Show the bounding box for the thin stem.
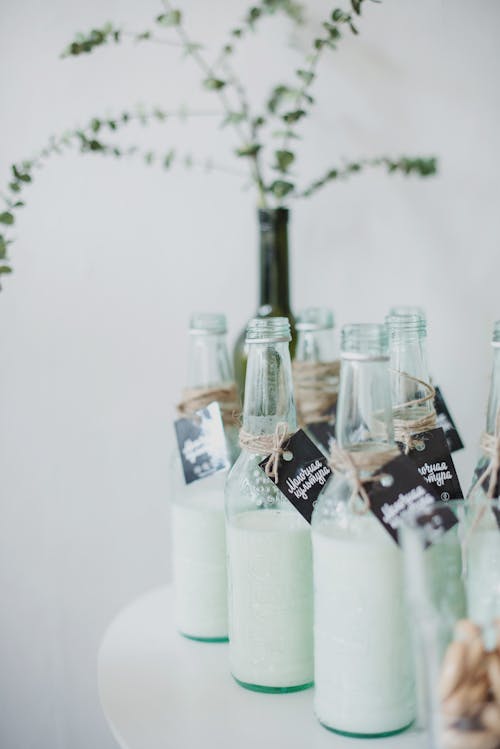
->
[121,30,185,47]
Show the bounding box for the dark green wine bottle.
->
[233,208,296,397]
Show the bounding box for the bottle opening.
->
[341,323,389,359]
[388,305,426,321]
[246,317,291,343]
[386,312,427,339]
[296,307,334,332]
[189,313,227,335]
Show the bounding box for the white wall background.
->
[1,1,499,747]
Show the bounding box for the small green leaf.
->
[0,236,6,259]
[0,265,12,274]
[275,150,295,172]
[91,118,101,133]
[351,0,362,15]
[222,111,246,127]
[235,143,262,157]
[269,180,295,199]
[0,212,14,226]
[203,78,226,91]
[156,10,182,26]
[296,69,314,85]
[164,150,175,168]
[231,28,243,37]
[314,38,325,50]
[282,109,306,124]
[9,182,21,193]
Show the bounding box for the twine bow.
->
[391,370,437,454]
[292,360,340,426]
[177,384,240,426]
[239,421,292,483]
[329,443,400,513]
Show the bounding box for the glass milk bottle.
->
[293,307,339,450]
[171,313,238,641]
[226,317,314,692]
[312,323,415,737]
[466,322,500,629]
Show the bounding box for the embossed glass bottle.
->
[226,317,313,693]
[311,323,415,737]
[171,313,238,642]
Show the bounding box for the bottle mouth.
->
[296,306,334,332]
[385,312,427,339]
[388,305,426,322]
[492,320,500,347]
[246,317,291,343]
[341,323,389,360]
[189,313,227,335]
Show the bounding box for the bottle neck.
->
[258,208,291,314]
[389,334,433,418]
[336,357,395,450]
[295,328,336,362]
[486,346,500,434]
[242,341,296,434]
[187,333,233,388]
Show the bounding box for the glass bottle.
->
[468,320,500,500]
[226,317,313,693]
[293,307,339,451]
[386,311,434,432]
[311,323,415,737]
[466,322,500,629]
[171,313,239,641]
[233,209,296,397]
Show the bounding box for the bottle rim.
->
[245,316,291,344]
[189,313,227,335]
[385,312,427,338]
[341,323,389,360]
[388,305,426,321]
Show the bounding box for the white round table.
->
[98,586,428,749]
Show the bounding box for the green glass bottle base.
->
[179,631,228,643]
[233,676,314,694]
[319,720,413,739]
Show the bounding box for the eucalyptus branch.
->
[0,105,225,282]
[297,156,438,198]
[61,23,185,57]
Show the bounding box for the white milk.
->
[313,514,415,736]
[466,510,500,630]
[172,475,228,640]
[227,509,313,689]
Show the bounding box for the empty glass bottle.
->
[226,317,313,693]
[171,313,239,641]
[312,323,415,737]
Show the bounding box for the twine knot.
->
[328,443,400,513]
[391,370,437,454]
[239,421,292,483]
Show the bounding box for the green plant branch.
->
[297,156,438,198]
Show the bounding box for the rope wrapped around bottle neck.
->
[328,443,400,514]
[391,370,437,454]
[177,384,240,426]
[238,421,293,484]
[292,360,340,426]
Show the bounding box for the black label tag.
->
[402,428,463,502]
[306,403,337,455]
[258,429,332,523]
[471,459,500,501]
[368,454,458,546]
[174,401,229,485]
[434,386,464,453]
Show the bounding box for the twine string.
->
[292,360,340,426]
[177,384,240,426]
[390,370,437,454]
[329,443,400,513]
[238,421,292,483]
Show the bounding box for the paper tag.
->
[367,454,458,546]
[306,404,337,455]
[434,386,464,453]
[401,427,463,501]
[258,429,332,523]
[174,401,229,485]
